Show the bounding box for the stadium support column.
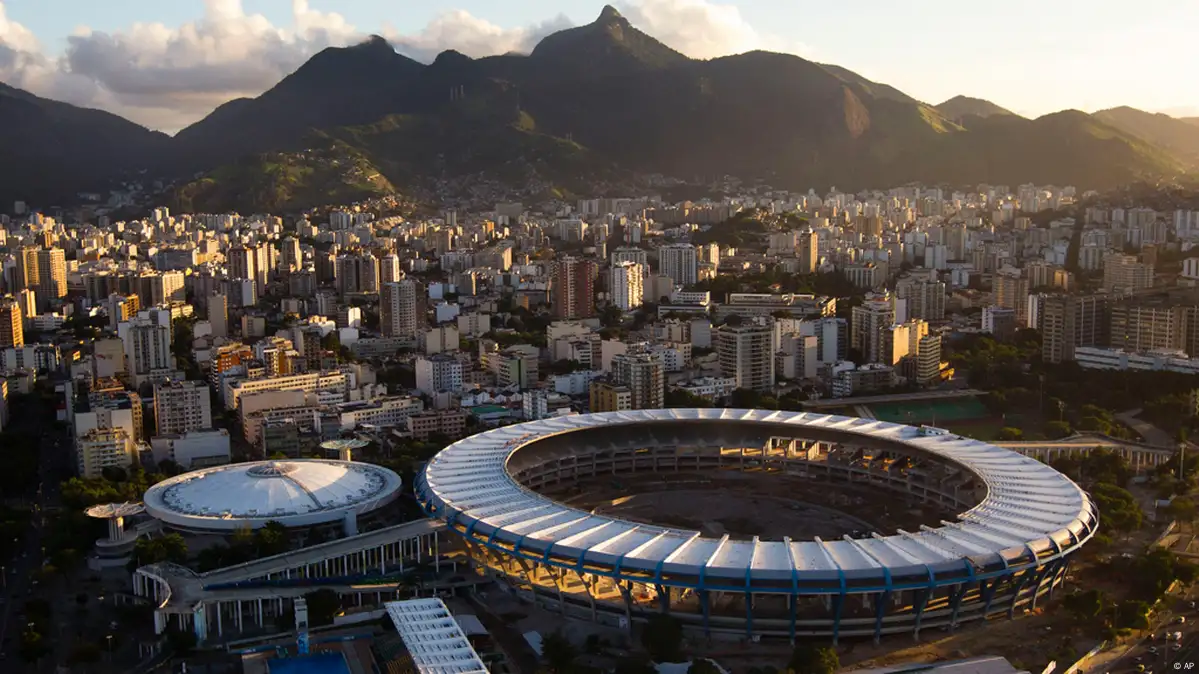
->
[700,590,712,637]
[617,581,634,636]
[216,603,223,637]
[981,577,1001,616]
[193,603,207,643]
[1007,567,1037,618]
[788,593,798,644]
[1030,560,1061,611]
[912,588,931,640]
[873,588,892,644]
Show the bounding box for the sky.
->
[1,0,1197,134]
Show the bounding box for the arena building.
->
[415,409,1097,642]
[144,459,403,536]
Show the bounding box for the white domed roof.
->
[143,459,403,531]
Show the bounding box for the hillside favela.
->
[3,1,1199,673]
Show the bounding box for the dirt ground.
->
[558,470,954,540]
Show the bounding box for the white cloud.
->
[616,0,812,60]
[385,11,572,63]
[0,0,809,133]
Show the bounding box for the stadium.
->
[415,409,1098,642]
[144,459,403,537]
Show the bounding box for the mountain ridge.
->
[0,7,1195,211]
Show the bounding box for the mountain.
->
[4,7,1196,211]
[0,82,170,205]
[172,36,425,171]
[1092,107,1199,166]
[527,5,687,79]
[169,135,395,214]
[1186,118,1199,128]
[935,95,1018,122]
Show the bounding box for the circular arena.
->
[415,409,1098,642]
[144,459,403,536]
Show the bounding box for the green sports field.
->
[866,397,991,425]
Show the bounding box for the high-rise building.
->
[611,350,664,410]
[993,269,1030,326]
[280,237,302,271]
[16,246,39,290]
[334,252,381,295]
[716,320,775,391]
[381,253,403,284]
[35,247,66,310]
[851,297,895,364]
[610,261,645,311]
[552,257,597,320]
[415,354,464,395]
[1103,254,1154,293]
[611,248,650,278]
[796,231,819,275]
[381,280,426,338]
[121,318,173,376]
[896,277,946,321]
[1041,294,1119,364]
[77,427,135,479]
[208,292,228,339]
[916,334,943,385]
[0,300,23,348]
[227,244,256,286]
[1109,301,1185,353]
[658,243,699,287]
[153,380,213,436]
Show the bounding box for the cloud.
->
[385,11,573,63]
[616,0,812,60]
[0,0,808,133]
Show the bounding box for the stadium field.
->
[867,397,991,424]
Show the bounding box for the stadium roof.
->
[419,409,1097,582]
[384,599,488,674]
[144,459,403,531]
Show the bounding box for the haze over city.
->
[1,0,1197,131]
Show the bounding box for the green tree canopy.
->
[788,644,839,674]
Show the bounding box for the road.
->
[0,406,70,667]
[800,388,986,409]
[1118,409,1177,448]
[1101,592,1199,674]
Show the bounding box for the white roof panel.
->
[419,410,1095,584]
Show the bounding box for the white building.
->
[610,261,645,311]
[1074,347,1199,375]
[223,371,349,411]
[658,243,699,286]
[153,380,213,436]
[336,396,424,431]
[149,429,231,469]
[415,355,464,395]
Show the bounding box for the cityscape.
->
[2,2,1199,674]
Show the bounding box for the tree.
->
[641,614,684,662]
[1062,589,1107,622]
[1166,496,1199,524]
[1044,420,1073,439]
[788,644,839,674]
[19,629,49,664]
[665,389,713,409]
[540,630,578,674]
[996,427,1023,441]
[1090,483,1143,534]
[255,521,291,557]
[600,305,624,328]
[303,589,341,626]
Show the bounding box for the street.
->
[0,411,70,667]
